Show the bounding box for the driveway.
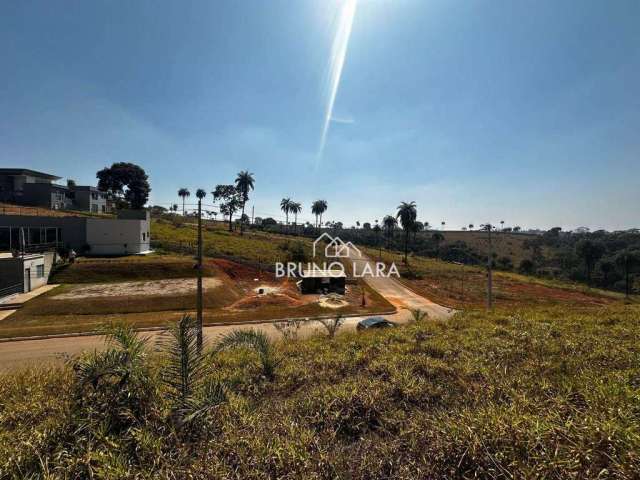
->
[0,254,454,370]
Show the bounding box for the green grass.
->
[49,254,216,284]
[1,304,639,478]
[151,218,319,265]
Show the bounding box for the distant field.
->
[151,219,320,266]
[435,230,537,265]
[367,248,632,309]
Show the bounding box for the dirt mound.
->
[210,258,272,282]
[53,278,222,300]
[230,293,304,310]
[318,293,349,309]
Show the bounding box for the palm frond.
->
[215,329,280,379]
[159,314,209,406]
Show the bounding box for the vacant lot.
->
[368,249,631,309]
[0,256,391,339]
[2,304,639,478]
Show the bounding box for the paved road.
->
[0,255,454,370]
[350,253,453,318]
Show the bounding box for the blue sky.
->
[1,0,638,230]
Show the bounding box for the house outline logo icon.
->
[312,232,361,259]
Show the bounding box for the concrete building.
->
[0,211,151,256]
[68,185,109,213]
[0,168,71,210]
[0,168,111,212]
[0,253,48,297]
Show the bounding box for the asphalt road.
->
[0,254,454,370]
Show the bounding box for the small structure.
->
[298,269,346,295]
[0,210,151,256]
[0,252,47,298]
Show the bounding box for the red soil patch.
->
[209,258,273,282]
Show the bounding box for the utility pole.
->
[196,196,203,352]
[486,224,493,310]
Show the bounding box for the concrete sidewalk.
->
[0,284,60,321]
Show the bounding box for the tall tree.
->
[289,201,302,234]
[178,188,190,216]
[383,215,397,249]
[432,232,445,258]
[97,162,151,210]
[615,249,640,297]
[311,201,322,230]
[213,185,242,232]
[280,198,291,232]
[373,221,382,259]
[316,200,328,229]
[234,171,255,235]
[397,202,417,263]
[575,239,605,286]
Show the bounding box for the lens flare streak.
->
[317,0,358,161]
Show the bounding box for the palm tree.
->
[280,198,291,232]
[397,201,417,264]
[500,220,505,231]
[468,223,474,230]
[383,215,397,249]
[311,199,328,231]
[289,201,302,235]
[373,220,382,259]
[441,221,445,231]
[216,329,280,380]
[178,188,190,216]
[235,171,255,235]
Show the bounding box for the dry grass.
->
[49,254,216,284]
[368,249,632,309]
[1,304,639,478]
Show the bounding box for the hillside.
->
[1,305,639,478]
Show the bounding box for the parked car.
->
[357,317,396,331]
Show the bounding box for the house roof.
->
[0,168,61,180]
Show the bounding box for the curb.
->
[0,308,398,344]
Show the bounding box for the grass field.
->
[434,229,538,265]
[49,254,216,284]
[2,304,639,478]
[367,248,634,309]
[151,218,320,265]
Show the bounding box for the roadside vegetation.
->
[2,305,639,478]
[369,249,636,310]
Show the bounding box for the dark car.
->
[357,317,396,331]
